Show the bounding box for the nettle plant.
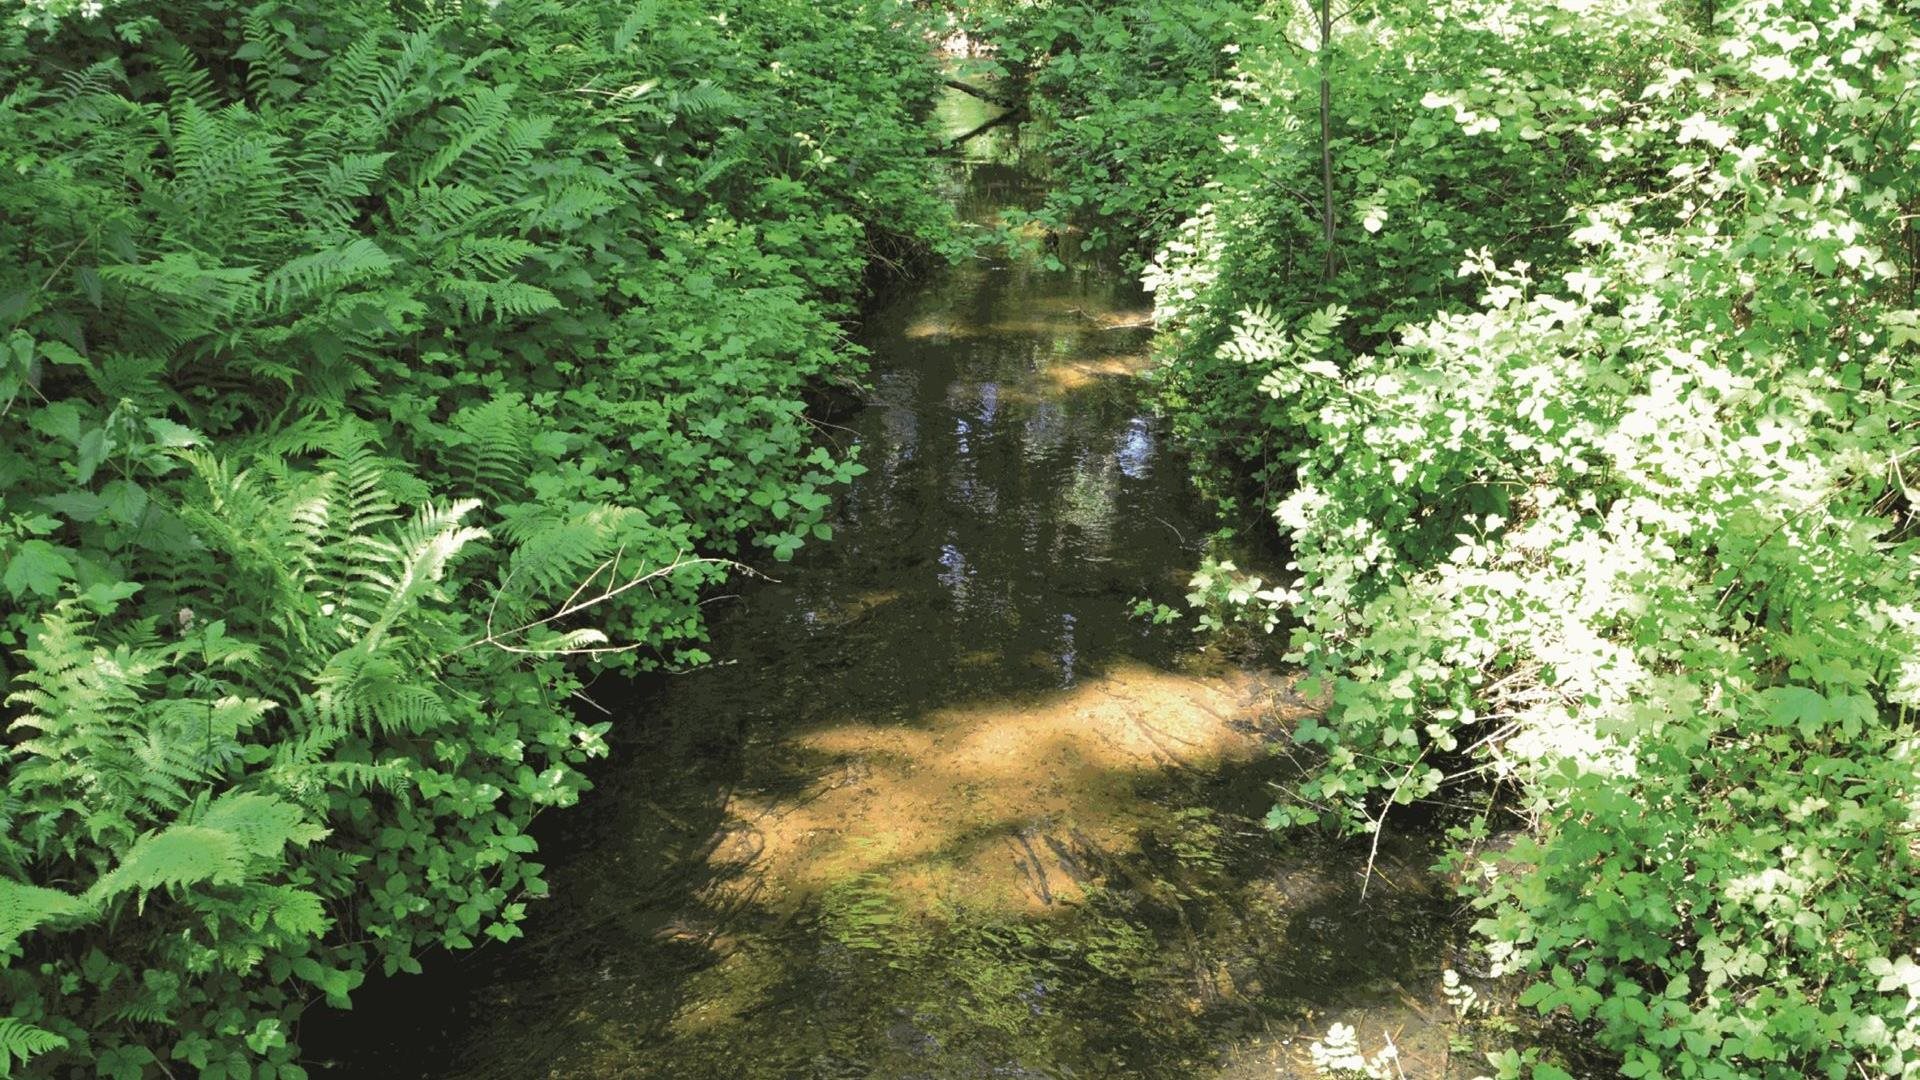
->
[1146,0,1920,1074]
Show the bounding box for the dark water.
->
[309,91,1465,1080]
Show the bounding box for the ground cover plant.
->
[984,0,1920,1074]
[0,0,953,1074]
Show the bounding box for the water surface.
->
[313,92,1466,1080]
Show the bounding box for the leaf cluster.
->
[0,0,953,1074]
[1018,0,1920,1072]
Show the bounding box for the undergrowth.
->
[987,0,1920,1074]
[0,0,954,1074]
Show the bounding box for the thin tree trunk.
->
[944,79,1017,109]
[1319,0,1335,280]
[944,106,1026,150]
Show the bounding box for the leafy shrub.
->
[977,0,1253,265]
[0,0,951,1074]
[1014,0,1920,1073]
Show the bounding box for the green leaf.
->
[4,539,75,598]
[143,417,201,448]
[1763,687,1830,737]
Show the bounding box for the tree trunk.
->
[1319,0,1336,280]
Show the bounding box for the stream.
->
[310,88,1466,1080]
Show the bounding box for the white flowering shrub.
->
[1138,0,1920,1074]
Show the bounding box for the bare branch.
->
[453,553,775,660]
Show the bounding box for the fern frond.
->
[529,182,621,229]
[267,756,405,794]
[495,504,646,612]
[413,84,514,188]
[239,9,297,105]
[153,40,218,110]
[476,115,553,191]
[87,792,324,905]
[57,58,126,103]
[394,181,500,238]
[269,716,345,773]
[326,439,406,541]
[352,499,488,651]
[667,80,736,122]
[612,1,661,53]
[99,253,258,321]
[302,152,394,236]
[309,652,453,737]
[257,238,397,312]
[130,723,207,815]
[103,1000,173,1025]
[0,879,93,950]
[436,277,560,323]
[197,792,327,859]
[446,394,535,503]
[314,25,397,128]
[258,884,332,938]
[442,235,541,278]
[0,1018,70,1074]
[367,28,438,131]
[89,825,248,902]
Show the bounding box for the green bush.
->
[0,0,950,1074]
[1010,0,1920,1073]
[977,0,1253,265]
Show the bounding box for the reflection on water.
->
[309,92,1471,1080]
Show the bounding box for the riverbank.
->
[303,90,1508,1080]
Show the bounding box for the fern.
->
[495,504,647,614]
[612,1,663,53]
[412,84,515,189]
[351,499,487,651]
[257,884,332,937]
[0,879,92,950]
[436,276,561,323]
[88,792,322,905]
[55,58,125,103]
[0,0,955,1069]
[238,9,298,106]
[0,1018,68,1075]
[98,253,257,324]
[528,182,622,229]
[257,238,397,313]
[446,394,535,504]
[444,235,541,279]
[394,181,499,238]
[153,40,218,111]
[307,652,454,737]
[88,825,250,902]
[302,152,394,238]
[6,616,172,846]
[196,792,327,859]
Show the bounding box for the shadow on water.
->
[306,88,1477,1079]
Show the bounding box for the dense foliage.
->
[988,0,1920,1074]
[974,0,1253,267]
[0,0,950,1074]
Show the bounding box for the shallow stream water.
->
[311,89,1468,1080]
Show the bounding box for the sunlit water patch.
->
[309,88,1477,1080]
